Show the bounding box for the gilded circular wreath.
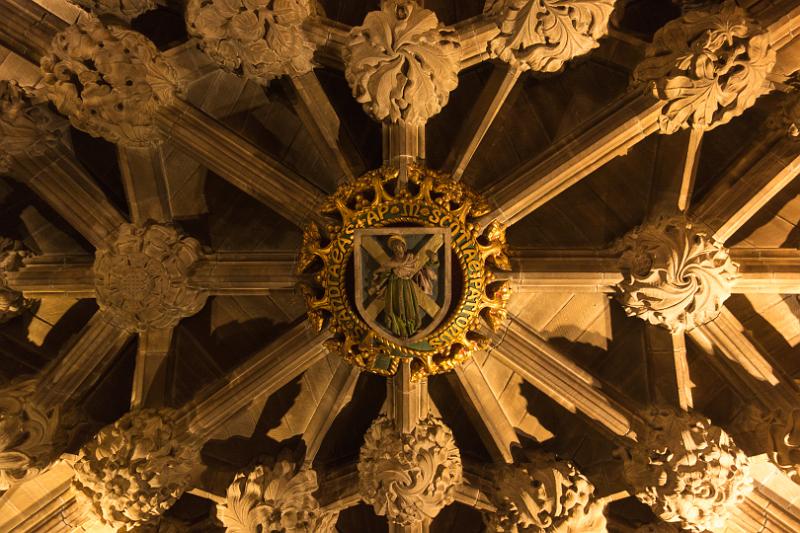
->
[297,164,511,379]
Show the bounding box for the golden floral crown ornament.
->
[297,163,511,380]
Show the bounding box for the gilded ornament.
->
[484,0,615,73]
[485,453,608,532]
[94,223,206,332]
[186,0,316,85]
[0,379,62,490]
[68,0,157,21]
[634,0,776,134]
[358,413,462,525]
[217,458,337,532]
[615,216,738,333]
[73,408,197,530]
[297,164,511,379]
[620,405,752,532]
[344,0,461,124]
[40,15,182,146]
[0,80,68,174]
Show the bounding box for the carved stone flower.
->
[0,237,34,324]
[93,223,206,332]
[615,216,738,333]
[358,413,462,525]
[0,80,68,174]
[633,0,776,134]
[345,0,461,125]
[484,0,615,73]
[73,408,197,530]
[68,0,157,21]
[485,453,607,532]
[40,15,181,146]
[186,0,316,85]
[621,406,752,532]
[217,458,338,532]
[0,379,61,490]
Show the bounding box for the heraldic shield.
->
[354,227,452,345]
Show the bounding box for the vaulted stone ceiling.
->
[1,0,800,532]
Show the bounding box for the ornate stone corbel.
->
[344,0,461,125]
[614,216,739,333]
[72,408,198,530]
[93,223,206,332]
[186,0,316,85]
[40,15,182,146]
[484,0,615,73]
[68,0,158,22]
[0,237,35,324]
[216,457,338,532]
[633,0,776,134]
[484,453,608,532]
[0,80,68,174]
[0,379,63,491]
[620,405,752,532]
[358,413,462,525]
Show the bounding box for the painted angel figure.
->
[369,234,438,338]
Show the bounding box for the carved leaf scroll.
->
[484,0,615,73]
[633,0,776,134]
[345,0,461,125]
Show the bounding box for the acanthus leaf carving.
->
[0,81,68,175]
[186,0,316,85]
[615,216,738,333]
[621,405,752,532]
[72,408,198,530]
[40,15,182,146]
[485,453,608,533]
[217,456,337,532]
[633,0,776,134]
[0,237,35,324]
[484,0,615,73]
[93,223,206,332]
[68,0,158,22]
[344,0,461,125]
[0,378,62,491]
[358,413,462,525]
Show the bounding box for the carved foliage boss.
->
[73,408,197,530]
[68,0,157,21]
[40,15,181,146]
[359,413,462,525]
[186,0,316,84]
[484,0,615,73]
[217,458,337,532]
[634,0,776,134]
[94,223,206,332]
[0,237,34,324]
[615,217,738,332]
[621,406,752,532]
[345,0,461,124]
[486,454,607,532]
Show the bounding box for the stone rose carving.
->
[615,216,738,333]
[633,0,776,134]
[485,453,607,532]
[621,406,752,532]
[73,408,197,530]
[0,379,62,490]
[40,15,181,146]
[186,0,316,85]
[484,0,615,73]
[0,237,34,324]
[217,458,338,532]
[0,81,68,174]
[345,0,461,125]
[94,223,206,332]
[68,0,157,21]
